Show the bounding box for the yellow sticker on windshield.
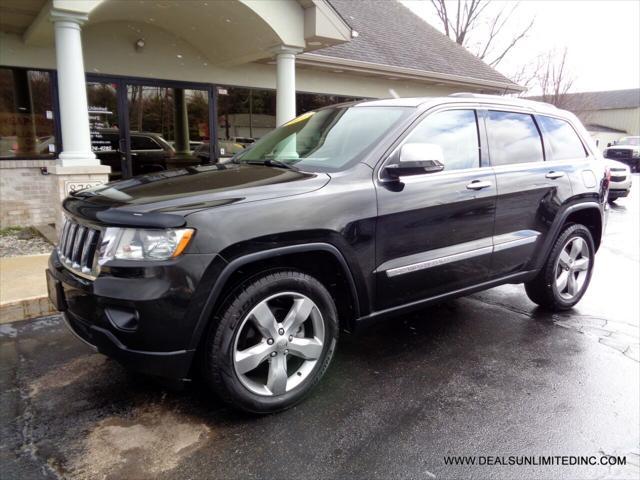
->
[284,111,315,126]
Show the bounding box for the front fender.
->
[186,242,363,351]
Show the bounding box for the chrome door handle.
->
[545,171,565,179]
[466,180,492,190]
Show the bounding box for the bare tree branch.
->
[488,17,534,67]
[534,48,575,107]
[428,0,534,67]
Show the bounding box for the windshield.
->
[234,106,411,172]
[616,136,639,146]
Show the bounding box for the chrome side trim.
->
[376,236,493,274]
[493,230,540,252]
[380,229,541,277]
[385,245,493,278]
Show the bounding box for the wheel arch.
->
[187,243,362,351]
[532,201,603,271]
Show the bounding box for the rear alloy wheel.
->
[553,236,591,301]
[204,271,338,413]
[525,224,595,311]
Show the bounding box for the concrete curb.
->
[0,296,57,324]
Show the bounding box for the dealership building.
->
[0,0,521,229]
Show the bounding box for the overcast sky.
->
[402,0,640,94]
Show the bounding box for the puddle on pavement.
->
[28,355,107,397]
[68,405,210,479]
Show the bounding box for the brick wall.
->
[0,159,57,227]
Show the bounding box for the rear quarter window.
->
[537,115,587,160]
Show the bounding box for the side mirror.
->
[384,143,445,179]
[607,142,612,147]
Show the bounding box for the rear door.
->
[485,109,573,278]
[374,108,497,311]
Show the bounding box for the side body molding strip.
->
[379,229,540,278]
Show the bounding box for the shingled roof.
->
[319,0,519,90]
[529,89,640,111]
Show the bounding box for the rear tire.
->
[203,270,338,414]
[525,224,595,311]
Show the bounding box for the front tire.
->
[203,271,338,414]
[525,224,595,311]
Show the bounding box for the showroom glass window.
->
[217,87,364,158]
[536,115,587,160]
[217,87,276,158]
[486,111,544,165]
[403,109,480,171]
[0,67,57,159]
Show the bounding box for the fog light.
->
[105,306,139,332]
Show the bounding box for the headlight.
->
[100,228,194,261]
[632,149,639,158]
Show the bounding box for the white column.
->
[273,46,302,126]
[51,9,97,166]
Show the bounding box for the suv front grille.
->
[58,217,102,279]
[606,149,632,159]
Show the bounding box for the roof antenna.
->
[388,88,400,99]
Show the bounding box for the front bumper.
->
[47,249,222,379]
[609,188,630,199]
[63,311,194,378]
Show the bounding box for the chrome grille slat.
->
[64,223,77,258]
[60,219,72,258]
[57,217,102,280]
[71,226,86,267]
[80,229,98,272]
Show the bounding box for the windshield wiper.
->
[244,159,298,170]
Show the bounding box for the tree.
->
[428,0,534,67]
[534,48,575,108]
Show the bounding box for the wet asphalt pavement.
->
[1,180,639,480]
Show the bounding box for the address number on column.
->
[64,180,105,195]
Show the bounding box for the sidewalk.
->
[0,254,55,323]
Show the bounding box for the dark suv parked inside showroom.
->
[92,129,201,177]
[48,94,608,413]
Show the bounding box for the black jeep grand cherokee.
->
[48,94,609,413]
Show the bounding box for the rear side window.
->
[537,115,587,160]
[404,109,480,171]
[486,111,544,166]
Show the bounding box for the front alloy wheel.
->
[233,292,325,396]
[204,271,338,413]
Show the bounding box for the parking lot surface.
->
[1,180,638,480]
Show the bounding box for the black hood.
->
[64,163,330,224]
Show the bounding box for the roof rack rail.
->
[448,92,558,109]
[448,92,488,98]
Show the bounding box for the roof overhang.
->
[297,52,525,93]
[10,0,352,66]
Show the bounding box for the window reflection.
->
[0,68,56,159]
[126,85,209,174]
[487,111,544,166]
[537,115,586,160]
[405,110,480,171]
